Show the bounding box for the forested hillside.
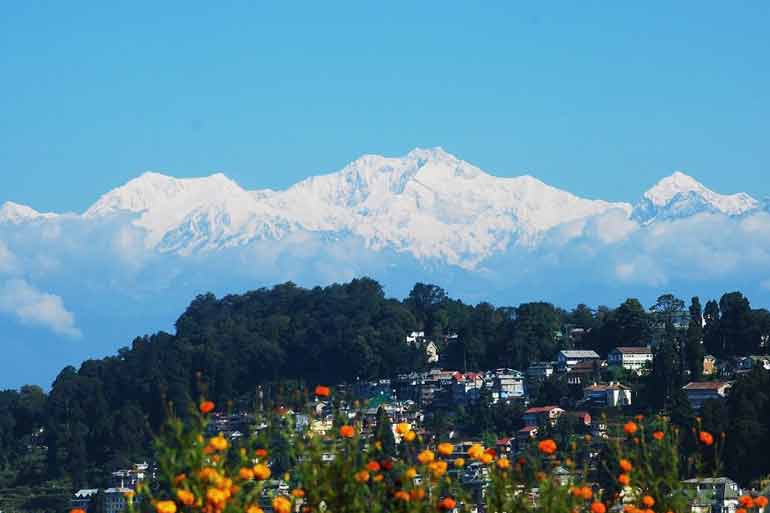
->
[1,278,770,505]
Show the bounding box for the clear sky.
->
[1,2,769,213]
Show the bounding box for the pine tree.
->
[374,405,396,457]
[686,297,705,381]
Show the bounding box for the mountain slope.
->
[633,171,760,223]
[1,150,763,269]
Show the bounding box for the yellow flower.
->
[403,431,416,442]
[429,460,448,478]
[468,444,484,460]
[417,449,435,464]
[247,506,265,513]
[480,452,494,464]
[273,496,292,513]
[209,435,229,451]
[454,458,465,468]
[176,490,195,506]
[396,422,411,435]
[239,467,255,480]
[155,501,177,513]
[206,488,227,506]
[253,464,271,481]
[405,467,418,479]
[437,442,454,456]
[496,457,511,470]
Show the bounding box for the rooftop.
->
[560,350,600,358]
[683,381,732,390]
[613,346,652,354]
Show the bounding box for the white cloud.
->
[0,241,17,273]
[0,278,81,338]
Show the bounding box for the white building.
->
[583,382,632,407]
[608,347,653,373]
[104,488,132,513]
[70,489,98,511]
[557,350,600,370]
[682,477,742,513]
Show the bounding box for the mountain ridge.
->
[1,148,764,267]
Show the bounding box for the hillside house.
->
[583,382,632,408]
[682,382,732,411]
[489,368,525,401]
[683,477,742,513]
[608,347,653,374]
[523,405,564,427]
[557,350,600,371]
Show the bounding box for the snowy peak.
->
[0,201,58,223]
[633,171,760,222]
[84,172,244,218]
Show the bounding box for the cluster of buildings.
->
[71,463,152,513]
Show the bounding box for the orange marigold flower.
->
[394,490,411,502]
[468,444,485,460]
[292,489,305,498]
[207,488,227,506]
[71,509,87,513]
[429,460,448,478]
[177,490,195,506]
[373,474,384,482]
[454,458,465,468]
[538,439,557,455]
[618,474,631,486]
[405,467,418,479]
[754,497,769,508]
[355,470,370,482]
[496,457,511,470]
[580,487,593,500]
[273,497,292,513]
[396,422,411,435]
[699,431,714,446]
[255,448,268,458]
[199,400,215,414]
[314,385,331,397]
[253,464,271,481]
[439,497,457,511]
[619,459,633,472]
[736,509,747,513]
[642,496,655,507]
[155,501,177,513]
[480,453,494,464]
[209,435,229,451]
[437,442,454,456]
[173,473,187,485]
[339,425,355,438]
[403,430,416,442]
[410,487,426,501]
[239,467,255,480]
[367,460,381,472]
[739,496,754,508]
[247,506,265,513]
[591,502,607,513]
[635,414,645,422]
[624,421,638,435]
[653,431,665,441]
[418,449,435,464]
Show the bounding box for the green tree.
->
[685,297,705,381]
[374,406,396,457]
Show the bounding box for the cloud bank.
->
[0,278,81,338]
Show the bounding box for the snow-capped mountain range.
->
[1,148,766,269]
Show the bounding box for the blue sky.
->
[2,2,769,213]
